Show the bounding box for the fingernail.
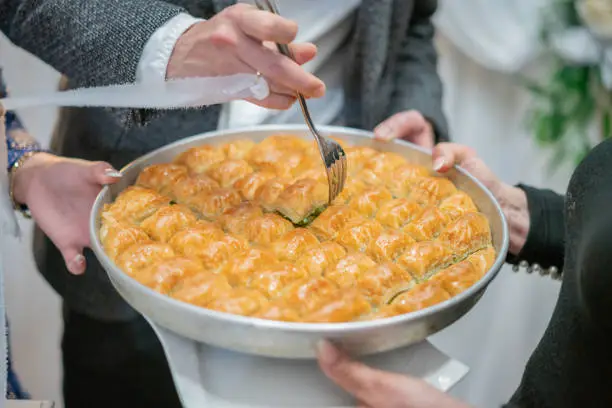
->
[317,340,339,365]
[375,126,392,141]
[104,168,122,178]
[69,254,86,275]
[433,157,446,172]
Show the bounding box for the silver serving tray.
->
[89,125,509,359]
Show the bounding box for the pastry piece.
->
[335,219,384,252]
[280,277,340,314]
[221,139,257,160]
[302,288,372,323]
[349,187,393,218]
[357,168,387,186]
[296,242,347,276]
[100,223,151,261]
[234,171,276,201]
[184,188,242,220]
[206,159,254,189]
[389,280,451,313]
[324,253,377,288]
[254,177,294,211]
[115,243,176,276]
[177,234,248,271]
[357,262,414,306]
[297,167,327,184]
[386,164,431,197]
[438,191,479,221]
[308,205,362,240]
[103,186,170,225]
[253,299,301,322]
[375,198,423,229]
[437,212,492,257]
[271,229,320,261]
[207,288,269,316]
[403,206,450,242]
[430,260,481,296]
[408,177,457,205]
[175,145,225,173]
[274,178,329,225]
[333,178,368,205]
[366,229,415,262]
[466,246,496,273]
[363,152,407,175]
[244,213,294,245]
[221,248,278,286]
[248,262,308,298]
[133,257,203,293]
[172,272,234,307]
[217,203,263,236]
[345,146,378,174]
[136,163,189,194]
[168,221,226,262]
[395,241,454,280]
[140,204,197,242]
[170,173,220,204]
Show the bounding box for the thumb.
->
[90,162,122,186]
[60,247,87,275]
[431,143,477,174]
[374,110,428,144]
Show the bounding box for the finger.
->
[432,143,477,173]
[61,247,86,275]
[89,162,122,185]
[374,110,427,142]
[245,92,297,110]
[238,8,298,44]
[238,36,325,98]
[263,42,318,66]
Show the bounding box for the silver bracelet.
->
[511,260,562,280]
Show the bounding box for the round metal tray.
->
[89,125,509,359]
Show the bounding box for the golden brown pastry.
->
[221,248,279,286]
[271,229,320,261]
[253,299,301,322]
[408,177,458,205]
[133,257,203,293]
[395,241,454,280]
[140,204,198,242]
[244,213,294,245]
[100,223,152,261]
[217,203,263,236]
[295,242,347,276]
[430,260,481,296]
[357,262,414,306]
[363,152,407,175]
[335,219,384,252]
[175,145,226,173]
[172,272,234,307]
[207,288,270,316]
[248,262,309,298]
[438,191,479,221]
[168,221,226,261]
[136,163,189,194]
[385,164,431,197]
[182,234,249,271]
[273,178,329,224]
[254,177,294,211]
[221,139,257,160]
[115,243,176,276]
[332,178,368,205]
[389,280,451,313]
[302,288,372,323]
[466,246,496,273]
[308,205,362,240]
[184,188,242,220]
[169,173,220,203]
[102,186,170,225]
[234,171,277,201]
[437,212,492,256]
[349,187,393,218]
[366,229,415,262]
[324,253,377,287]
[403,206,450,242]
[280,277,340,314]
[206,159,254,189]
[375,198,423,229]
[345,146,378,174]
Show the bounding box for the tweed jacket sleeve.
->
[390,0,449,142]
[0,0,185,87]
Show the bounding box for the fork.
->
[254,0,347,204]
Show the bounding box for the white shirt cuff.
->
[136,13,204,84]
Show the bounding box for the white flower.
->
[577,0,612,40]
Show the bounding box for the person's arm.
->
[389,0,449,142]
[0,0,185,87]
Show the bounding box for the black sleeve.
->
[506,184,565,270]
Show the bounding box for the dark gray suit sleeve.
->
[0,0,185,87]
[389,0,449,142]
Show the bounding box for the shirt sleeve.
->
[136,13,204,83]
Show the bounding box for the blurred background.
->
[2,0,600,406]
